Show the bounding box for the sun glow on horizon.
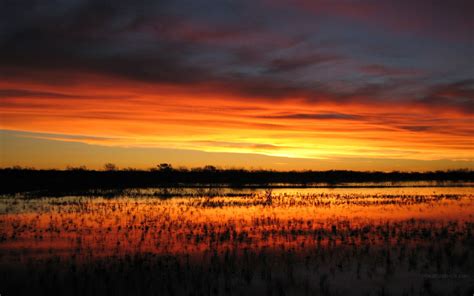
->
[1,74,473,169]
[1,0,473,170]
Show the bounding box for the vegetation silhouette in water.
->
[1,186,473,295]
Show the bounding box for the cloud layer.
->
[0,0,473,168]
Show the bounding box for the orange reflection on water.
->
[1,187,472,262]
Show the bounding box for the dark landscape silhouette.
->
[1,164,472,194]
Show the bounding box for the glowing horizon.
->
[1,1,473,170]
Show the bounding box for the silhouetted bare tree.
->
[104,163,118,171]
[158,163,173,171]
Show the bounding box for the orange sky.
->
[1,0,473,171]
[1,73,473,170]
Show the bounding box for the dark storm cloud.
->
[0,0,338,90]
[0,0,213,84]
[398,126,434,132]
[282,0,474,41]
[264,54,343,73]
[358,64,422,77]
[418,80,474,114]
[0,0,472,115]
[0,88,132,101]
[261,113,362,120]
[0,89,77,99]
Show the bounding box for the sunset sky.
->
[1,0,473,170]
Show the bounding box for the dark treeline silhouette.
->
[1,164,473,194]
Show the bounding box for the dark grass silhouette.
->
[1,191,473,296]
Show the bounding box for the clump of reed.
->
[0,190,472,295]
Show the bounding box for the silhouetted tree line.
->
[0,164,472,194]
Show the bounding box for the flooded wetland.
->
[1,185,473,295]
